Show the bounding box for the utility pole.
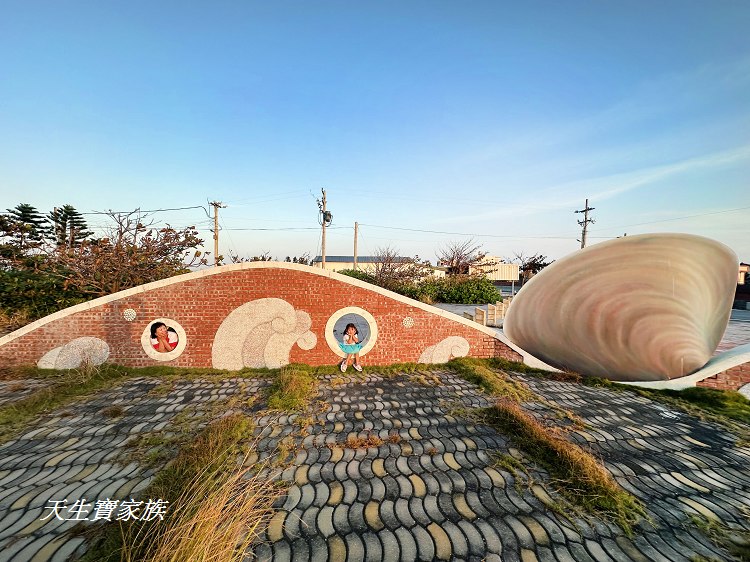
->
[316,189,332,268]
[209,201,226,267]
[574,198,595,249]
[353,221,358,270]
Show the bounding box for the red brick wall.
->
[697,363,750,391]
[0,265,516,369]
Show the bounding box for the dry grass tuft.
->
[83,413,279,562]
[485,399,645,534]
[120,455,277,562]
[100,405,125,418]
[329,432,384,449]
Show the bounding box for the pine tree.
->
[47,205,93,248]
[4,204,49,247]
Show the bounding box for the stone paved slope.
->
[249,372,748,561]
[0,370,748,561]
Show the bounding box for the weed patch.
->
[266,367,317,412]
[483,399,646,535]
[329,432,385,449]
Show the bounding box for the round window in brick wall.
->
[325,307,378,358]
[141,318,187,361]
[402,316,415,329]
[123,308,137,322]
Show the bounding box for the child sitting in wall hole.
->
[339,323,363,372]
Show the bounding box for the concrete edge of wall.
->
[491,331,561,372]
[0,261,502,347]
[620,343,750,390]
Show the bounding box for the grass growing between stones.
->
[448,358,586,428]
[0,363,136,444]
[81,412,279,562]
[689,512,750,561]
[448,357,536,401]
[483,399,646,535]
[557,375,750,445]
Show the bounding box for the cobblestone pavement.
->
[249,371,750,561]
[716,310,750,354]
[0,370,748,561]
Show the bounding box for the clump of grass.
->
[329,432,384,449]
[690,513,750,561]
[100,405,125,418]
[448,358,536,401]
[484,399,646,535]
[266,367,318,412]
[82,413,277,562]
[493,452,528,477]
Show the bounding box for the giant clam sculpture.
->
[503,233,738,382]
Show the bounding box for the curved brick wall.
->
[0,263,521,369]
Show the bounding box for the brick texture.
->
[0,267,518,369]
[697,363,750,391]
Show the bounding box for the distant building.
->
[468,255,520,282]
[313,254,519,281]
[311,255,412,273]
[739,263,749,285]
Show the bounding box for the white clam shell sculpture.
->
[503,233,738,382]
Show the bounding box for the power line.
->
[223,226,351,232]
[358,223,576,239]
[81,205,208,216]
[589,205,750,233]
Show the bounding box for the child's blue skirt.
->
[339,342,363,354]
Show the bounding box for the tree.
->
[45,209,208,296]
[436,239,488,275]
[512,251,552,283]
[370,246,431,290]
[4,204,48,249]
[47,205,93,248]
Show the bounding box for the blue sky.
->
[1,1,748,264]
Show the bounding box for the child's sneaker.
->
[340,361,347,372]
[353,363,363,372]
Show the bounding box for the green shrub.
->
[337,269,375,283]
[429,276,502,304]
[338,269,501,304]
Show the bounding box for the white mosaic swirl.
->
[38,337,110,369]
[212,298,317,370]
[418,336,470,364]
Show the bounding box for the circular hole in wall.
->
[141,318,187,361]
[325,307,378,358]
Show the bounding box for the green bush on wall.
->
[338,269,501,305]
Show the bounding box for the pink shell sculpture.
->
[503,233,738,382]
